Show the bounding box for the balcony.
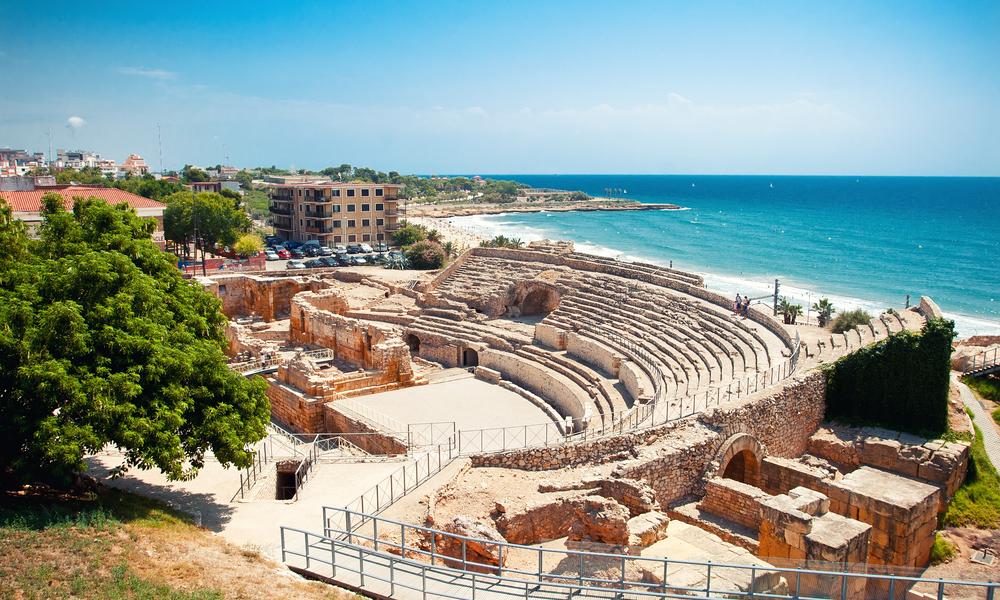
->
[269,205,292,215]
[303,212,332,219]
[304,226,333,234]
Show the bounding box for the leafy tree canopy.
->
[181,165,210,183]
[162,191,251,249]
[392,222,429,247]
[233,233,263,257]
[0,194,269,487]
[405,240,446,270]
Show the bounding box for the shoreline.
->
[407,213,1000,339]
[406,197,683,219]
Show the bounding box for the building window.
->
[347,219,356,227]
[361,204,370,211]
[362,233,371,241]
[347,189,355,197]
[362,219,370,227]
[376,233,384,240]
[333,189,340,197]
[218,284,227,295]
[376,218,384,226]
[361,188,370,197]
[299,219,303,226]
[375,203,384,211]
[334,235,343,243]
[347,204,355,212]
[348,234,357,242]
[333,220,342,228]
[375,188,384,196]
[332,205,341,213]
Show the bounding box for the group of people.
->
[733,293,751,318]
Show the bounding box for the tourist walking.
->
[742,297,751,318]
[734,293,742,315]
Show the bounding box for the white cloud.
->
[117,66,177,80]
[66,115,86,130]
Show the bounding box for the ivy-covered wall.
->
[824,318,955,435]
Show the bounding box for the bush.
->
[942,416,1000,528]
[405,240,445,270]
[831,309,872,333]
[962,374,1000,402]
[929,533,957,564]
[233,233,263,257]
[824,318,955,436]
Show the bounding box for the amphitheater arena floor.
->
[353,375,553,431]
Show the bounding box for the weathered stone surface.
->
[434,516,508,572]
[568,495,631,546]
[627,511,670,547]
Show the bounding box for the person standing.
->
[734,293,742,315]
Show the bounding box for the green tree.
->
[480,235,524,249]
[392,223,428,247]
[405,240,446,270]
[812,298,836,327]
[163,192,251,274]
[0,195,269,487]
[234,170,254,190]
[181,165,209,183]
[233,233,263,257]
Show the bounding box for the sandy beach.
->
[406,216,488,251]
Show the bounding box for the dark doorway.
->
[462,348,479,367]
[520,287,559,316]
[405,333,421,353]
[722,449,759,485]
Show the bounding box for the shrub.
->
[929,533,956,564]
[942,417,1000,528]
[405,240,445,270]
[962,375,1000,402]
[233,233,263,257]
[824,318,955,436]
[831,309,872,333]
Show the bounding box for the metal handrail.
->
[964,346,1000,375]
[289,508,1000,600]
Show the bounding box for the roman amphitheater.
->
[91,241,990,599]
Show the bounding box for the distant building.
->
[56,148,103,170]
[268,182,402,245]
[118,154,150,177]
[0,148,47,176]
[186,180,241,194]
[262,174,332,185]
[0,175,57,191]
[0,185,166,244]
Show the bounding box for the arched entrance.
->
[462,347,479,367]
[519,287,560,316]
[715,433,764,487]
[405,333,421,353]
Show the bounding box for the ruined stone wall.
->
[534,322,567,350]
[203,274,317,321]
[760,456,834,497]
[699,477,770,530]
[478,348,589,421]
[564,331,619,376]
[267,384,327,433]
[618,360,652,404]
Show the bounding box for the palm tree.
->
[778,297,793,324]
[427,229,442,243]
[812,298,836,327]
[786,303,804,325]
[442,241,457,259]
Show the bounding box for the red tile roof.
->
[0,186,164,213]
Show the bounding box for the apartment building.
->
[268,182,402,245]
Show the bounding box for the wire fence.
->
[287,507,1000,600]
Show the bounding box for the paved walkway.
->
[953,373,1000,468]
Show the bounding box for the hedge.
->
[824,318,955,436]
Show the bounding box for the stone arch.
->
[462,347,479,367]
[715,433,765,487]
[510,282,561,317]
[405,333,421,353]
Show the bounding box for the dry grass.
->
[0,487,355,600]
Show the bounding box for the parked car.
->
[303,245,322,257]
[276,248,291,259]
[346,244,363,254]
[264,250,280,261]
[359,243,374,253]
[373,242,388,252]
[335,254,352,266]
[304,259,324,268]
[265,235,283,246]
[348,256,367,266]
[283,240,303,250]
[286,260,307,270]
[319,256,339,267]
[290,248,305,259]
[318,246,333,256]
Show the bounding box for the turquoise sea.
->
[450,175,1000,337]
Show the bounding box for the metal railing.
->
[331,397,408,437]
[231,444,270,501]
[229,347,335,375]
[964,346,1000,375]
[286,507,1000,600]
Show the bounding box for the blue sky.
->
[1,1,998,175]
